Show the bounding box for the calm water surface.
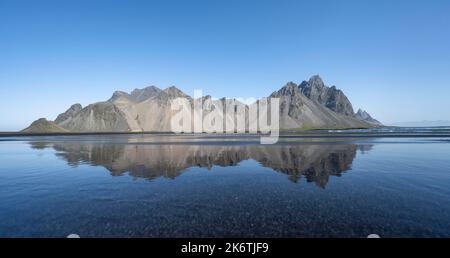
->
[1,134,450,237]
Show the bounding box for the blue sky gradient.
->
[1,0,449,130]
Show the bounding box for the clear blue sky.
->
[1,0,449,130]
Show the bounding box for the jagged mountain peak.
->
[299,75,326,92]
[298,75,354,116]
[109,91,129,101]
[54,103,83,124]
[164,85,182,92]
[285,81,298,87]
[130,86,162,102]
[132,85,160,91]
[163,86,189,99]
[70,103,82,109]
[307,75,325,88]
[109,86,163,103]
[112,90,128,95]
[271,82,300,97]
[131,85,161,95]
[356,109,372,118]
[355,109,381,125]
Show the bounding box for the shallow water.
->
[1,134,450,237]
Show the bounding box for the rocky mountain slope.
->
[299,75,354,116]
[23,75,381,133]
[270,81,369,129]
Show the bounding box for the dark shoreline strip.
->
[1,132,450,138]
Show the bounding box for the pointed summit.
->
[355,109,382,125]
[300,75,326,95]
[308,75,325,88]
[271,82,300,97]
[130,86,162,102]
[109,86,162,103]
[108,90,131,102]
[163,86,189,99]
[54,103,82,124]
[298,75,354,116]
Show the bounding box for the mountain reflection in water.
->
[29,139,373,188]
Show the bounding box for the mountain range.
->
[22,75,382,133]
